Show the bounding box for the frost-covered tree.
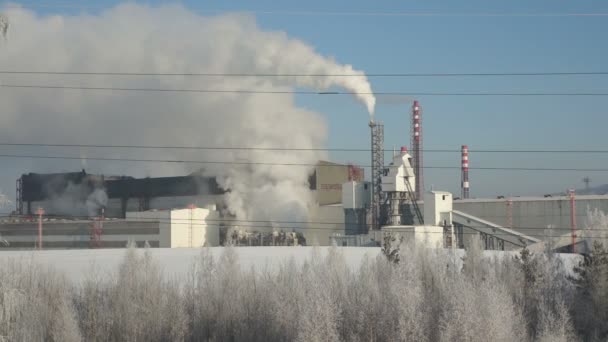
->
[514,247,544,337]
[581,208,608,243]
[536,299,576,342]
[569,240,608,340]
[0,238,597,341]
[462,234,486,282]
[566,208,608,340]
[381,232,402,264]
[0,260,81,341]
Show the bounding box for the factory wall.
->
[148,195,221,212]
[453,225,522,251]
[452,195,608,242]
[26,195,223,219]
[306,204,345,245]
[126,208,220,248]
[0,219,162,249]
[0,208,221,249]
[382,225,445,248]
[313,161,364,205]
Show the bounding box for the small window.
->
[442,195,446,200]
[364,184,368,190]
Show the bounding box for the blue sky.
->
[6,0,608,197]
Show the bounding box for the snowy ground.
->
[0,247,382,283]
[0,247,581,284]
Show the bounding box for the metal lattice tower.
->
[411,101,423,200]
[583,177,591,192]
[369,120,384,230]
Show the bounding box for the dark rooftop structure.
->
[17,170,223,217]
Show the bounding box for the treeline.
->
[1,226,607,340]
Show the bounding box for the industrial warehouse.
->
[1,101,606,252]
[2,4,608,341]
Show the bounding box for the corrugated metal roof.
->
[454,194,608,203]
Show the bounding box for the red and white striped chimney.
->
[461,145,470,199]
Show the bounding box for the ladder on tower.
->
[404,177,424,224]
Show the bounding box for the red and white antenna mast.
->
[461,145,470,199]
[411,101,423,200]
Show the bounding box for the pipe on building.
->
[36,207,44,250]
[569,189,577,253]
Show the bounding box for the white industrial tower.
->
[381,146,423,225]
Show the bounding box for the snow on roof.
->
[455,194,608,203]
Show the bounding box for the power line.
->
[2,215,607,239]
[0,214,588,229]
[5,3,608,17]
[0,213,605,231]
[203,10,608,18]
[2,84,608,97]
[0,142,607,154]
[1,70,608,77]
[0,153,606,172]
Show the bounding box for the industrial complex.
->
[1,100,607,252]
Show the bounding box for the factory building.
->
[310,161,364,205]
[452,195,608,248]
[6,107,608,252]
[4,160,360,249]
[0,207,219,249]
[16,170,223,218]
[382,192,453,248]
[16,161,363,218]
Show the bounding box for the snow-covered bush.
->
[0,242,600,341]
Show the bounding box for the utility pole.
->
[569,189,577,253]
[36,207,44,250]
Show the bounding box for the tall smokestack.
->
[461,145,470,199]
[411,101,423,200]
[369,120,384,230]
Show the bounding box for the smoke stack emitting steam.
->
[0,4,376,226]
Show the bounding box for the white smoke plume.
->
[0,4,375,223]
[44,182,107,218]
[0,189,10,208]
[85,188,108,217]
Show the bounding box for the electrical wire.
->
[0,153,606,171]
[2,84,608,96]
[3,220,608,240]
[2,214,607,234]
[4,3,608,17]
[2,71,608,77]
[0,142,607,154]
